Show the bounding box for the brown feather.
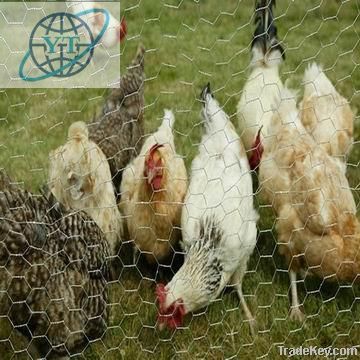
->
[260,99,360,283]
[120,142,187,266]
[88,44,146,193]
[0,184,110,358]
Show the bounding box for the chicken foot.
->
[289,270,305,322]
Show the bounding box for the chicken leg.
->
[233,266,257,336]
[289,270,305,322]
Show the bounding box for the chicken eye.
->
[68,174,76,185]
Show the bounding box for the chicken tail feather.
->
[200,82,212,104]
[200,82,232,137]
[119,43,145,96]
[251,0,285,67]
[163,109,175,130]
[302,62,335,97]
[103,44,146,114]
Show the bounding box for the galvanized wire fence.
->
[0,0,360,359]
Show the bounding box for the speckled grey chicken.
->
[0,177,110,359]
[88,44,145,193]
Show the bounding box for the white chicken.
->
[237,0,285,170]
[156,84,258,334]
[300,62,354,170]
[49,121,123,256]
[68,1,127,48]
[120,109,187,269]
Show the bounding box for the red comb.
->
[120,17,127,42]
[156,283,167,310]
[156,284,186,329]
[249,127,264,170]
[149,143,164,157]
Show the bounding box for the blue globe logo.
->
[30,13,94,78]
[19,9,110,82]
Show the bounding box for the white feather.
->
[166,91,258,313]
[237,64,283,151]
[300,62,354,165]
[302,63,335,97]
[138,109,176,157]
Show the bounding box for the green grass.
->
[1,0,360,359]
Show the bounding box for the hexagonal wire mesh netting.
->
[0,0,360,359]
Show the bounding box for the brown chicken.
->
[120,109,187,270]
[88,44,145,193]
[0,177,110,358]
[300,62,354,169]
[259,88,360,321]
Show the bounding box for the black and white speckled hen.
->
[0,178,110,359]
[156,84,258,335]
[88,44,146,193]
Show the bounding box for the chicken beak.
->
[70,186,84,200]
[146,168,156,185]
[67,172,84,200]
